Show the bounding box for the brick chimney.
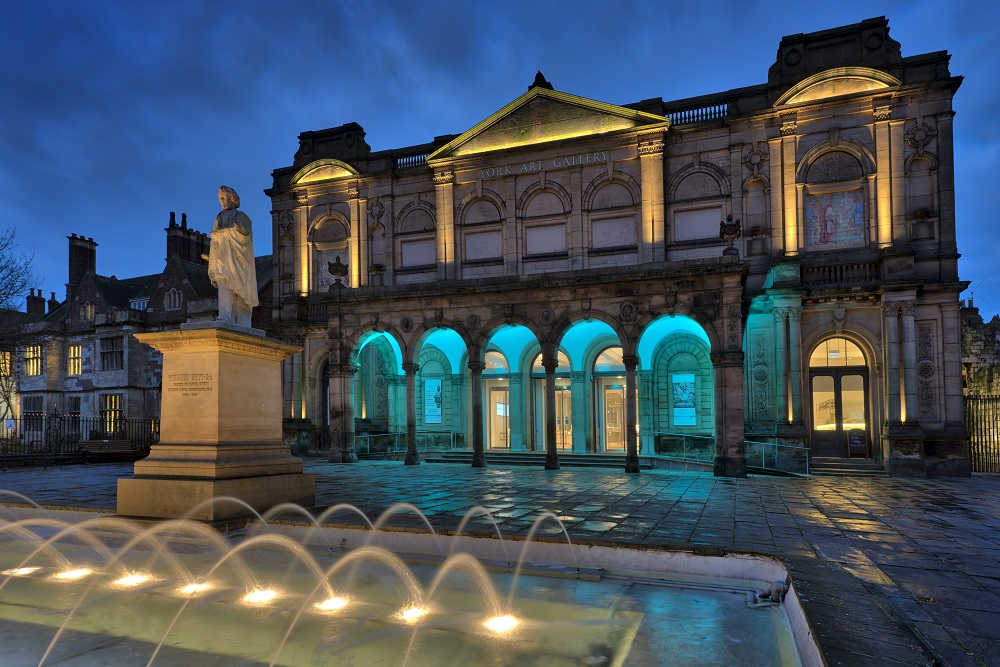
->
[47,292,60,314]
[66,234,98,302]
[165,211,210,266]
[26,289,45,315]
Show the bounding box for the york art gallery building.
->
[265,17,969,477]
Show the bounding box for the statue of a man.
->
[206,186,258,327]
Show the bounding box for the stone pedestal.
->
[883,422,927,477]
[117,324,316,521]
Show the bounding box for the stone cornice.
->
[134,328,301,361]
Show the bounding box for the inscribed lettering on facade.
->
[804,190,865,249]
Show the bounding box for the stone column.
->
[403,363,420,465]
[767,138,784,254]
[388,375,406,433]
[780,122,799,255]
[508,374,525,452]
[901,302,919,424]
[638,139,666,263]
[874,106,893,247]
[542,354,559,470]
[711,351,747,477]
[623,354,640,473]
[773,307,789,423]
[328,363,358,463]
[884,303,902,423]
[788,307,803,423]
[348,186,365,287]
[468,360,486,467]
[434,171,456,280]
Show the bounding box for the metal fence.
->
[965,396,1000,473]
[0,415,159,467]
[651,431,810,475]
[354,430,462,459]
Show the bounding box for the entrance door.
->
[488,387,509,449]
[810,372,868,457]
[601,384,626,452]
[530,380,572,451]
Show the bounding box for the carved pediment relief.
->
[290,159,359,186]
[428,88,668,163]
[774,67,901,107]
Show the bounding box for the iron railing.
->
[650,431,810,474]
[965,395,1000,473]
[354,430,462,459]
[0,415,160,468]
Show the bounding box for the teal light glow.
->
[355,331,404,373]
[637,315,710,371]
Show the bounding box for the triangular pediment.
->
[427,87,668,163]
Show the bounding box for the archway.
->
[808,337,870,458]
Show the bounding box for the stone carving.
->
[433,171,455,186]
[368,197,385,222]
[743,143,768,179]
[327,256,348,289]
[400,316,413,333]
[467,313,481,329]
[619,302,637,321]
[638,140,664,156]
[720,215,742,257]
[540,308,554,324]
[873,105,892,121]
[348,185,361,200]
[772,307,788,323]
[906,123,936,155]
[918,322,937,419]
[277,210,294,237]
[206,186,259,328]
[780,120,797,136]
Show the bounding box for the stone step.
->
[424,451,653,469]
[809,457,888,477]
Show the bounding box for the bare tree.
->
[0,226,39,419]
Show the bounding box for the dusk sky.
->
[3,1,998,313]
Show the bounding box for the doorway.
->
[596,380,626,452]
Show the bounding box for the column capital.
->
[402,362,420,375]
[787,306,801,322]
[570,371,587,383]
[468,360,485,374]
[882,302,901,317]
[541,357,559,374]
[638,140,664,156]
[622,354,640,370]
[900,301,915,317]
[772,307,788,322]
[508,373,524,385]
[433,171,455,186]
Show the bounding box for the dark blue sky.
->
[3,1,998,313]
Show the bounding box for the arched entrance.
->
[809,337,870,458]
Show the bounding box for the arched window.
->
[80,301,94,320]
[809,337,865,367]
[164,289,182,311]
[803,150,867,250]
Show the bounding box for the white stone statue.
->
[206,186,258,327]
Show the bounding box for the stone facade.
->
[267,17,969,476]
[13,214,273,431]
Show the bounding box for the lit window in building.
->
[24,345,42,376]
[100,336,124,371]
[0,351,10,376]
[80,301,94,320]
[484,350,508,375]
[99,393,123,434]
[67,344,82,376]
[809,338,865,368]
[130,297,149,311]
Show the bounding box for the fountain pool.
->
[0,502,820,666]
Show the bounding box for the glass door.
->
[555,386,572,450]
[810,371,868,458]
[488,387,509,449]
[600,383,626,452]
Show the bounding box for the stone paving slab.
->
[2,460,999,666]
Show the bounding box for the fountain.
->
[0,498,820,666]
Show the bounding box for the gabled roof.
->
[426,86,669,164]
[254,255,273,289]
[176,259,216,299]
[92,272,161,309]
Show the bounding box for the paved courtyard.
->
[1,460,998,666]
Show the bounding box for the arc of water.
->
[268,545,425,667]
[0,519,78,579]
[506,511,579,610]
[0,516,133,596]
[132,519,256,589]
[368,503,444,556]
[147,533,339,667]
[179,496,266,524]
[449,506,509,564]
[425,553,506,618]
[0,490,44,510]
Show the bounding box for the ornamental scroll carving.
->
[752,331,770,421]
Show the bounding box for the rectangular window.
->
[673,206,723,242]
[67,344,82,376]
[22,395,43,431]
[463,230,502,261]
[0,351,9,376]
[400,238,436,267]
[99,393,123,434]
[24,345,42,376]
[100,336,124,371]
[591,216,635,249]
